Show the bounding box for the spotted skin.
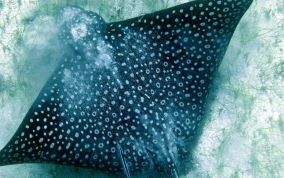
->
[0,0,253,177]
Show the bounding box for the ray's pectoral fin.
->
[0,5,115,167]
[0,0,253,177]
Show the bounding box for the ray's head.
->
[57,5,107,55]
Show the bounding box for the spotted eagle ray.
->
[0,0,253,177]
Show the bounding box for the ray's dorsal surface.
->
[0,0,253,177]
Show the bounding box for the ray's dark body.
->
[0,0,253,177]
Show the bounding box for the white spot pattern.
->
[0,1,253,178]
